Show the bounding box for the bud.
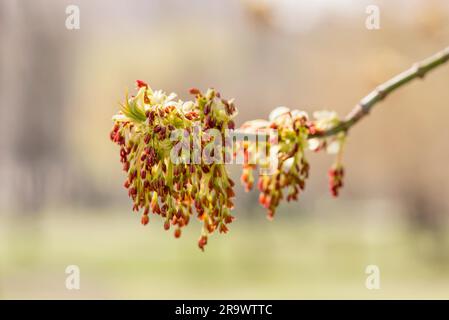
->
[123,180,130,189]
[189,88,201,95]
[219,223,228,234]
[123,162,130,172]
[136,80,148,88]
[141,215,149,225]
[328,165,344,197]
[198,236,208,251]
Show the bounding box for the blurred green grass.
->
[0,207,448,299]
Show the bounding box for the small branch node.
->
[413,62,426,79]
[375,86,387,100]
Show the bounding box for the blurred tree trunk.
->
[402,184,449,263]
[0,0,68,215]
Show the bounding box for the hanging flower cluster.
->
[239,107,310,219]
[110,81,237,251]
[111,82,346,250]
[307,111,346,197]
[238,108,347,217]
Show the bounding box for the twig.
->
[237,46,449,139]
[311,46,449,138]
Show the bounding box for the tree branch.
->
[236,46,449,140]
[310,46,449,138]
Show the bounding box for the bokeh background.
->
[1,0,449,299]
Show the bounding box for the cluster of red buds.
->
[239,108,347,218]
[110,81,237,251]
[239,107,311,219]
[328,165,344,197]
[307,111,346,197]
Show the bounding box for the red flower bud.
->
[141,214,149,225]
[259,193,267,206]
[219,223,228,234]
[198,236,208,251]
[189,88,200,95]
[136,80,148,88]
[123,180,130,189]
[328,166,344,197]
[224,215,234,224]
[123,162,130,172]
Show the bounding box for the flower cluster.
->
[307,111,346,197]
[239,107,346,218]
[110,81,237,251]
[328,165,344,197]
[239,107,311,219]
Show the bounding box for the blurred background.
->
[1,0,449,299]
